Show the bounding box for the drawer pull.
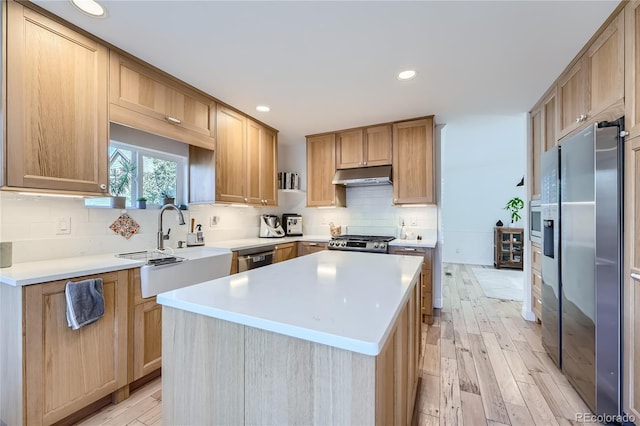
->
[404,248,417,251]
[631,273,640,281]
[165,116,182,125]
[308,243,317,246]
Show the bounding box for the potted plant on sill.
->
[136,197,147,209]
[109,159,135,209]
[504,196,524,227]
[161,190,175,206]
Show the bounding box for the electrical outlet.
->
[209,216,219,228]
[455,248,460,254]
[410,216,417,226]
[321,215,328,225]
[56,217,71,235]
[398,216,405,226]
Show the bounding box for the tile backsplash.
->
[0,185,437,263]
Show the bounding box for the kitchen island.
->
[157,250,423,425]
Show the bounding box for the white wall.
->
[441,114,527,265]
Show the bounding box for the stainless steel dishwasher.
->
[237,245,275,272]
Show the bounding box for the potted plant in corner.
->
[136,197,147,209]
[109,159,135,209]
[161,190,175,206]
[504,196,524,227]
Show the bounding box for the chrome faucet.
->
[157,204,186,250]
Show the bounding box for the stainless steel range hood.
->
[332,165,392,186]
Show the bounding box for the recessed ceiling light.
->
[256,105,271,112]
[70,0,106,17]
[397,70,417,81]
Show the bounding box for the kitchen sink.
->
[117,247,233,298]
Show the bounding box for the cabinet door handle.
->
[537,298,542,304]
[631,273,640,281]
[309,243,318,246]
[165,116,182,125]
[363,161,367,166]
[99,183,107,190]
[244,197,248,203]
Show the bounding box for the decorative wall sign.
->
[109,212,140,239]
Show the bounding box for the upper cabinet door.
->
[306,134,345,207]
[587,11,624,119]
[364,125,392,167]
[530,107,543,199]
[392,117,434,205]
[6,1,109,194]
[557,56,589,138]
[259,127,278,206]
[336,129,364,169]
[109,51,216,150]
[558,10,624,139]
[216,107,246,204]
[245,119,262,205]
[543,89,557,152]
[626,1,640,138]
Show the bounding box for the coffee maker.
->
[282,213,303,236]
[259,214,285,238]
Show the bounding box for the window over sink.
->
[109,142,186,207]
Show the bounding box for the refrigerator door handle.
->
[631,273,640,280]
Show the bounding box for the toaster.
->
[282,214,303,236]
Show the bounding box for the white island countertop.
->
[157,250,422,356]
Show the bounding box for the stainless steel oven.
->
[530,199,541,244]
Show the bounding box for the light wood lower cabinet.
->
[162,276,421,425]
[131,269,162,381]
[6,0,109,194]
[531,242,542,322]
[388,246,433,324]
[274,242,297,263]
[297,241,328,256]
[23,270,129,426]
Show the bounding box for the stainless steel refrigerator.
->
[540,120,623,417]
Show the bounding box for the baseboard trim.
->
[521,306,536,322]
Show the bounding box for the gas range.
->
[327,235,395,254]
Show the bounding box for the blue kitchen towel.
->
[65,278,105,330]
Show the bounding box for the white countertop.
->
[389,229,437,248]
[0,254,144,286]
[157,250,422,356]
[207,235,330,251]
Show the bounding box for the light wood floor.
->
[76,263,597,426]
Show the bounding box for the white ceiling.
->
[33,0,620,145]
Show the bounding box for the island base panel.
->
[162,283,420,425]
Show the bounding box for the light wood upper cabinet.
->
[626,1,640,138]
[336,126,392,169]
[557,56,589,137]
[6,1,109,194]
[530,107,543,198]
[23,270,128,425]
[558,11,624,138]
[543,90,558,152]
[392,117,435,205]
[623,135,640,421]
[306,134,346,207]
[109,51,216,150]
[215,108,277,206]
[216,107,246,204]
[246,119,278,206]
[365,125,393,166]
[336,129,364,169]
[259,126,278,206]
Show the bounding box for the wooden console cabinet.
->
[494,228,524,270]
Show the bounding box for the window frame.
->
[109,141,187,207]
